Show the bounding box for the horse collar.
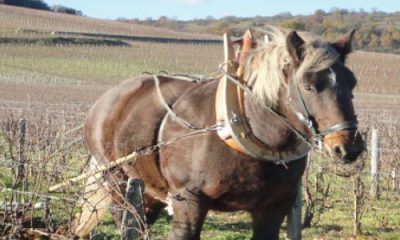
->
[214,33,310,162]
[215,71,311,162]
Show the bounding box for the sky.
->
[45,0,400,20]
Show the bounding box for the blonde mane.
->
[242,27,339,107]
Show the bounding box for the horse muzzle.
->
[323,130,365,163]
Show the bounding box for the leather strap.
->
[320,121,358,137]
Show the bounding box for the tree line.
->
[0,0,82,16]
[121,8,400,54]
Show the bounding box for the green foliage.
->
[0,37,129,46]
[0,168,13,187]
[2,0,83,16]
[208,21,231,35]
[51,5,82,16]
[279,19,306,31]
[3,0,50,10]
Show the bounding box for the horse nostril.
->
[331,144,362,162]
[334,146,342,155]
[333,145,347,159]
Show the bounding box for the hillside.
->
[1,4,400,104]
[2,5,400,53]
[0,4,217,39]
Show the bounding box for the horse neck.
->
[243,92,308,150]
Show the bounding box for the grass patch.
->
[0,43,222,87]
[0,37,130,47]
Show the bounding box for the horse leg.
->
[168,189,208,240]
[250,196,297,240]
[144,195,167,224]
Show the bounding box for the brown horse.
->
[72,28,364,239]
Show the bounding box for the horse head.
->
[284,30,364,162]
[241,28,365,163]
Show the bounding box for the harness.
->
[215,31,358,163]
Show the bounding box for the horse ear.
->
[237,29,257,64]
[331,29,356,62]
[233,29,257,63]
[286,31,305,67]
[235,29,257,79]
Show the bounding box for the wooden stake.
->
[370,129,380,199]
[121,178,147,240]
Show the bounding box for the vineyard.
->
[0,5,400,240]
[0,5,216,39]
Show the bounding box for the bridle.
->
[293,78,358,140]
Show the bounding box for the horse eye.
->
[303,84,315,92]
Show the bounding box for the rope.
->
[153,75,202,130]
